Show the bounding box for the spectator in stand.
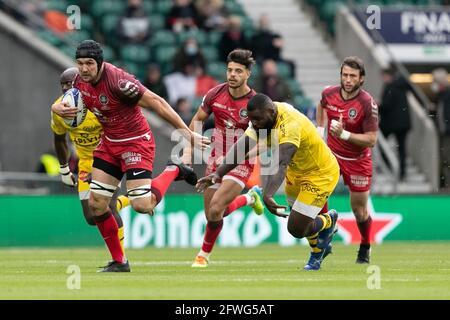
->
[195,0,229,32]
[195,65,219,97]
[218,15,249,62]
[250,14,296,78]
[431,68,450,188]
[254,59,291,102]
[166,0,199,33]
[175,97,194,124]
[173,37,206,72]
[117,0,150,44]
[144,64,168,101]
[164,63,197,105]
[379,66,411,181]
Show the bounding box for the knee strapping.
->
[90,180,117,197]
[127,184,152,200]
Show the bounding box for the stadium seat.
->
[154,0,173,15]
[37,30,63,47]
[286,79,304,96]
[60,44,77,58]
[154,45,177,65]
[207,31,222,46]
[120,45,151,64]
[201,46,219,63]
[101,15,119,35]
[177,30,207,45]
[207,61,227,81]
[102,45,116,62]
[91,0,125,19]
[149,30,177,47]
[46,0,69,12]
[63,30,91,46]
[276,62,292,79]
[79,15,94,34]
[149,14,165,31]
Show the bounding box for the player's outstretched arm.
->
[182,107,210,165]
[139,90,210,150]
[262,143,297,218]
[195,135,255,193]
[316,103,327,138]
[53,133,77,187]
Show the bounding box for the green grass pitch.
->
[1,242,449,300]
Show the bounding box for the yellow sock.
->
[320,213,332,230]
[116,195,130,212]
[307,233,322,253]
[118,226,125,255]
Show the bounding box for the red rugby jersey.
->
[320,85,379,159]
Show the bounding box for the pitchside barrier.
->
[1,195,449,247]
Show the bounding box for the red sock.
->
[151,166,180,203]
[95,210,124,263]
[319,202,328,214]
[223,195,249,217]
[201,220,224,253]
[357,216,372,245]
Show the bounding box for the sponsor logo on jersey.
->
[239,108,248,119]
[213,102,227,110]
[327,105,345,112]
[348,108,357,119]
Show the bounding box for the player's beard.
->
[228,78,244,89]
[341,81,361,94]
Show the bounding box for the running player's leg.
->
[89,160,128,271]
[286,170,339,270]
[193,180,243,267]
[109,185,128,253]
[350,190,372,263]
[78,159,95,225]
[192,186,216,267]
[340,157,372,263]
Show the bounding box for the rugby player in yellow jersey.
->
[197,93,340,270]
[51,67,129,256]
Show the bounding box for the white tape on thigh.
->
[79,190,90,200]
[127,184,152,200]
[90,180,117,197]
[292,200,322,219]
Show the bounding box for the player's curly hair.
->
[227,49,255,70]
[340,56,365,77]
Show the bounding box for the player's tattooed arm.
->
[316,103,326,127]
[139,90,210,150]
[262,143,297,218]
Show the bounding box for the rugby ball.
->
[61,88,87,127]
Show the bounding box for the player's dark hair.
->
[340,56,365,77]
[247,93,273,112]
[227,49,255,70]
[76,40,104,72]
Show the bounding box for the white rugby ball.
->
[61,88,87,127]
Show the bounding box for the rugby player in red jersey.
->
[182,49,264,268]
[316,56,379,264]
[52,40,210,272]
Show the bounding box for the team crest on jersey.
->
[239,108,248,119]
[99,94,108,105]
[348,108,357,119]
